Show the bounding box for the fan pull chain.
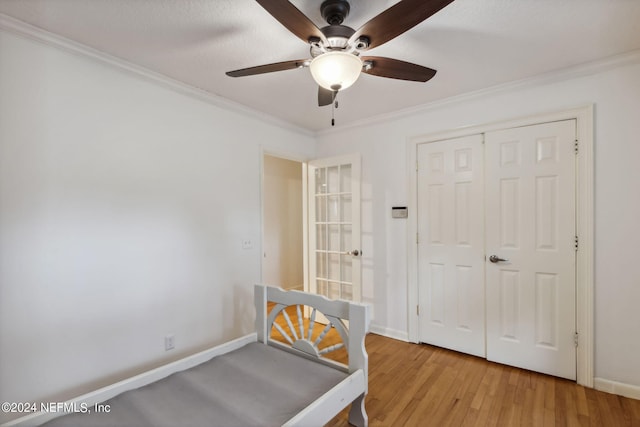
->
[331,100,334,126]
[331,99,339,126]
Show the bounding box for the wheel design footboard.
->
[254,285,370,427]
[267,303,348,360]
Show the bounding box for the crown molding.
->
[4,12,639,140]
[317,48,640,137]
[0,13,314,138]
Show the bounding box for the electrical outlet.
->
[164,335,175,351]
[242,239,253,249]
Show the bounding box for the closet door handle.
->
[489,255,508,263]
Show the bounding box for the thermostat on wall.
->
[392,207,408,218]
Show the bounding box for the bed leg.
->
[348,393,367,427]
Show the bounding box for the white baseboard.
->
[594,377,640,401]
[369,324,408,342]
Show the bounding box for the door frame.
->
[406,105,594,387]
[260,149,363,304]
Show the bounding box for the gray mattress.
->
[42,342,348,427]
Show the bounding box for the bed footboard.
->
[254,285,370,427]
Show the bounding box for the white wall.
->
[0,30,315,422]
[2,22,639,421]
[316,57,640,389]
[263,155,303,290]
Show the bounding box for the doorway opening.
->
[261,152,362,304]
[262,154,304,291]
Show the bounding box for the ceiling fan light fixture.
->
[310,51,362,91]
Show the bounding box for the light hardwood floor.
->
[326,333,640,427]
[270,304,640,426]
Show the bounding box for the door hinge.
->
[416,160,419,172]
[575,235,579,251]
[416,232,419,244]
[417,305,420,316]
[574,332,579,347]
[575,140,579,154]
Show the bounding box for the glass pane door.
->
[307,155,360,302]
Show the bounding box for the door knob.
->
[346,249,360,256]
[489,255,508,263]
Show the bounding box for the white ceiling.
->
[1,0,640,132]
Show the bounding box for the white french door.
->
[485,120,576,380]
[417,120,577,380]
[417,135,486,357]
[307,154,361,302]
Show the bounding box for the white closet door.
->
[417,134,486,357]
[485,120,576,380]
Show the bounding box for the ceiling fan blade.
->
[226,59,307,77]
[318,86,337,107]
[350,0,455,50]
[256,0,328,45]
[361,56,437,82]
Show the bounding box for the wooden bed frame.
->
[5,285,370,427]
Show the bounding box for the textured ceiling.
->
[1,0,640,132]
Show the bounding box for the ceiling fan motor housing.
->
[321,0,350,25]
[320,24,355,50]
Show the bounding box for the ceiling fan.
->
[226,0,455,107]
